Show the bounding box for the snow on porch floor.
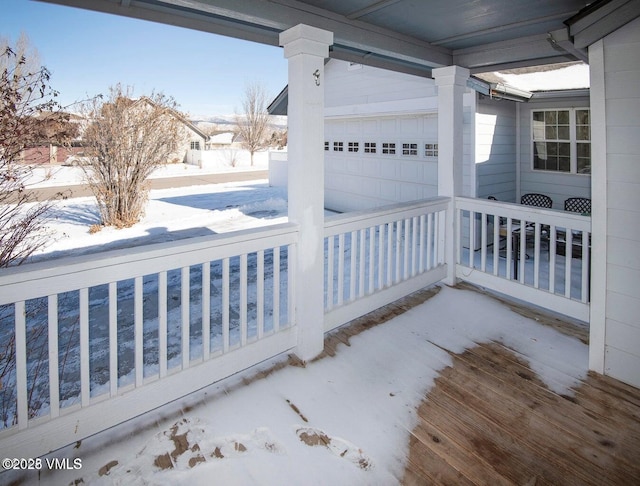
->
[6,285,639,485]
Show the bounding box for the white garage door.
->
[324,114,439,212]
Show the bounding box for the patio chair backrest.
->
[521,193,552,209]
[564,197,591,214]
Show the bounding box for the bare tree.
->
[0,38,63,268]
[235,82,271,166]
[80,85,188,228]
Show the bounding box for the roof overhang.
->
[36,0,606,78]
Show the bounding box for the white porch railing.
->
[324,197,449,331]
[0,223,298,460]
[455,196,591,322]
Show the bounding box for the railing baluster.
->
[158,273,167,378]
[386,222,393,287]
[395,221,402,283]
[403,218,410,280]
[80,288,90,406]
[181,267,190,368]
[377,224,384,290]
[368,227,375,294]
[222,258,230,352]
[48,295,60,418]
[582,231,590,303]
[411,216,418,277]
[15,301,28,429]
[240,253,248,346]
[533,223,541,289]
[419,214,426,273]
[288,243,296,328]
[492,213,499,276]
[480,212,487,272]
[350,231,357,300]
[202,263,211,359]
[438,210,446,266]
[256,251,264,339]
[109,281,119,391]
[565,231,573,298]
[326,235,334,309]
[519,222,526,284]
[455,208,462,264]
[337,233,345,305]
[358,229,365,298]
[135,276,143,386]
[506,218,513,280]
[549,227,556,294]
[273,247,280,332]
[427,213,433,270]
[469,210,475,268]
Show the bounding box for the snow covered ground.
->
[3,166,590,484]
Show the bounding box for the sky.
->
[0,0,289,117]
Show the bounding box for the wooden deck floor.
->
[401,289,640,486]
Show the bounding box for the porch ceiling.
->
[37,0,634,77]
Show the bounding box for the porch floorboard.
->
[403,299,640,485]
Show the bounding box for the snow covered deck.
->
[4,284,639,484]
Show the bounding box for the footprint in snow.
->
[296,426,373,470]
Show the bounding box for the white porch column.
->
[433,65,470,285]
[280,24,333,361]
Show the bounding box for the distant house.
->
[20,100,209,166]
[19,112,84,165]
[129,97,209,164]
[269,59,591,214]
[206,131,236,149]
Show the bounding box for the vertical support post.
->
[588,40,607,373]
[433,65,470,285]
[280,24,333,361]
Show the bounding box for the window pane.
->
[548,142,558,156]
[577,143,590,158]
[559,157,571,172]
[576,109,589,125]
[576,125,590,141]
[578,158,591,174]
[558,126,570,140]
[545,126,557,139]
[533,111,545,122]
[557,110,570,124]
[545,111,557,124]
[559,142,570,157]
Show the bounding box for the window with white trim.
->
[364,142,376,153]
[402,143,418,156]
[333,141,343,152]
[532,108,590,174]
[190,141,200,150]
[324,141,329,151]
[382,142,396,155]
[348,142,359,152]
[424,143,438,157]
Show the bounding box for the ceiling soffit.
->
[39,0,610,75]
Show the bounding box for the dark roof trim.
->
[566,0,640,48]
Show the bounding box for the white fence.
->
[0,223,298,460]
[455,196,591,322]
[324,198,449,331]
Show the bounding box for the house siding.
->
[601,16,640,388]
[476,97,517,202]
[518,96,591,209]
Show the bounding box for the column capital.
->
[279,24,333,59]
[432,65,470,87]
